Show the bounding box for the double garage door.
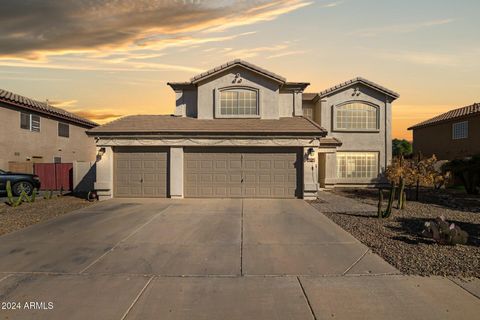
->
[184,147,301,198]
[114,147,301,198]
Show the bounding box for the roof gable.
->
[318,77,400,100]
[190,59,286,84]
[408,103,480,130]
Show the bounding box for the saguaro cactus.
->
[377,188,384,218]
[383,182,396,219]
[397,178,406,209]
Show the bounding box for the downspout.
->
[385,95,389,169]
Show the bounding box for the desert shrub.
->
[422,215,468,245]
[443,155,480,195]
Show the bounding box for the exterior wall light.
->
[96,147,106,161]
[306,147,316,162]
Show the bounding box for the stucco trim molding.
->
[96,138,320,147]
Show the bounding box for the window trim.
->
[20,112,41,132]
[332,101,380,133]
[336,151,380,180]
[58,122,70,138]
[452,120,468,140]
[215,86,260,119]
[303,105,314,120]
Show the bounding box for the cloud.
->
[0,0,312,59]
[48,99,78,108]
[349,18,454,37]
[71,110,124,122]
[321,1,344,8]
[267,50,306,59]
[376,51,458,66]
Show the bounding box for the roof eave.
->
[1,99,98,128]
[318,78,400,100]
[190,61,286,85]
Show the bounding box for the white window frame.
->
[333,101,379,132]
[20,112,40,132]
[336,152,379,180]
[303,105,314,120]
[452,121,468,140]
[215,86,260,118]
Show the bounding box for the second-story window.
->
[219,88,258,116]
[20,112,41,132]
[452,121,468,139]
[58,122,70,138]
[335,102,378,131]
[303,106,314,120]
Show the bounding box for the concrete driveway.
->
[0,199,478,320]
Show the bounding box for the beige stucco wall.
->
[191,66,298,120]
[0,103,97,170]
[412,115,480,160]
[304,84,393,186]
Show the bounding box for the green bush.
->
[443,155,480,195]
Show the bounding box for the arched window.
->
[219,88,258,116]
[335,102,378,130]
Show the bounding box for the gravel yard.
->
[0,195,94,236]
[311,189,480,277]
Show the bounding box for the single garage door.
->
[184,147,301,198]
[114,147,168,198]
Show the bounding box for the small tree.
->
[385,155,450,209]
[392,139,413,157]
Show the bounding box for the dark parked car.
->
[0,169,41,196]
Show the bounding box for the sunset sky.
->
[1,0,479,140]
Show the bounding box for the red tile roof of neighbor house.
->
[0,88,98,128]
[408,103,480,130]
[87,115,327,136]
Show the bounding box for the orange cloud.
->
[72,110,124,123]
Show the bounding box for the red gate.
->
[34,163,73,191]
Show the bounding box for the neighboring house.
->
[408,103,480,160]
[88,59,398,200]
[0,88,98,173]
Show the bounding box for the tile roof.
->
[318,77,400,99]
[408,103,480,130]
[320,136,342,146]
[88,115,327,136]
[0,88,98,128]
[302,93,318,101]
[190,59,286,84]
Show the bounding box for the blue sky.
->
[1,0,479,138]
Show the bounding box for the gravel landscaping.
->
[311,189,480,277]
[0,195,94,236]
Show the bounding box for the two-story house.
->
[0,88,98,173]
[88,60,398,200]
[408,103,480,160]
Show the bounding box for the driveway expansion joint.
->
[120,275,155,320]
[447,277,480,300]
[296,276,318,320]
[342,248,369,275]
[78,205,172,274]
